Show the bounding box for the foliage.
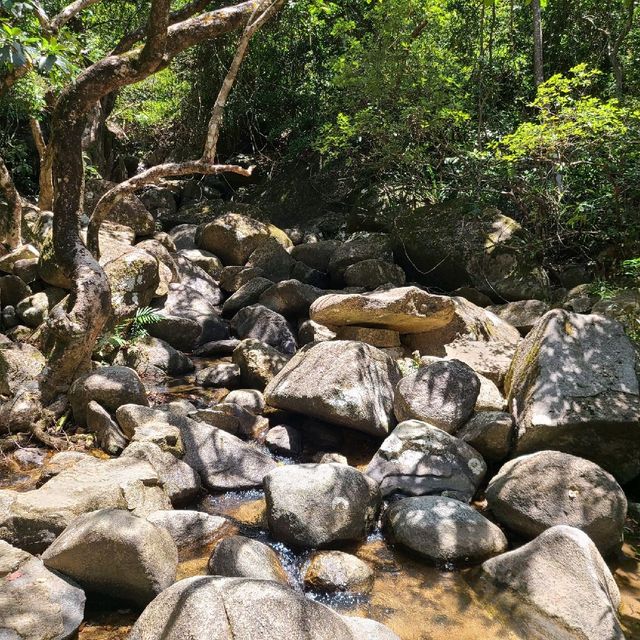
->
[94,306,162,362]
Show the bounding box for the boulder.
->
[486,299,550,335]
[116,404,184,456]
[343,259,406,289]
[304,550,374,593]
[158,282,228,345]
[0,243,39,273]
[265,341,401,437]
[189,404,268,439]
[178,248,223,279]
[121,441,201,506]
[197,213,272,265]
[265,424,303,456]
[179,418,277,491]
[474,373,507,411]
[222,277,274,317]
[128,576,398,640]
[385,496,507,564]
[146,314,202,352]
[119,336,194,379]
[0,456,170,553]
[219,266,265,293]
[264,463,380,547]
[486,451,627,555]
[335,326,401,348]
[232,338,290,389]
[224,389,265,414]
[104,249,159,321]
[16,291,49,327]
[0,540,85,640]
[258,279,324,317]
[311,287,521,353]
[230,304,297,354]
[298,319,337,345]
[506,309,640,482]
[194,338,241,357]
[441,338,516,388]
[42,509,177,607]
[168,224,197,250]
[456,411,513,462]
[0,274,31,306]
[86,400,128,455]
[208,535,289,585]
[366,420,486,501]
[329,234,393,281]
[195,363,242,388]
[0,342,45,395]
[147,510,229,549]
[245,237,295,282]
[68,366,148,426]
[172,253,224,304]
[291,240,341,271]
[393,360,480,432]
[480,526,624,640]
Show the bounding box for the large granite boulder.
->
[303,550,374,593]
[0,540,85,640]
[117,335,194,379]
[208,535,289,585]
[264,340,401,437]
[232,338,291,390]
[393,359,480,432]
[179,417,277,491]
[222,277,274,317]
[486,451,627,555]
[506,309,640,482]
[230,304,297,355]
[366,420,486,501]
[480,526,625,640]
[343,259,406,289]
[0,456,170,553]
[42,509,177,607]
[258,279,324,317]
[128,576,399,640]
[310,287,521,357]
[0,342,45,395]
[385,496,507,564]
[196,213,272,265]
[68,365,148,426]
[264,463,380,547]
[147,510,229,549]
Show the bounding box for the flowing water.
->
[2,359,640,640]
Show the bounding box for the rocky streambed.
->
[2,204,640,639]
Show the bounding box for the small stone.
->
[304,550,374,593]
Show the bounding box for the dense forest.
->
[0,1,639,639]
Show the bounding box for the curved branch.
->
[49,0,103,32]
[0,154,22,249]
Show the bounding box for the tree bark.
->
[0,155,22,249]
[532,0,544,87]
[30,118,54,211]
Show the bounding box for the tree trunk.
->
[0,155,22,249]
[532,0,544,87]
[30,118,54,211]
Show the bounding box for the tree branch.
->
[0,154,23,249]
[29,117,54,210]
[49,0,103,32]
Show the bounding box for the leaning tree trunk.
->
[30,118,54,211]
[0,154,22,249]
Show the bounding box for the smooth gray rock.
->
[179,418,276,491]
[486,299,550,335]
[480,526,624,640]
[68,366,148,426]
[222,277,274,317]
[116,404,184,456]
[147,510,229,549]
[0,342,45,395]
[208,535,289,584]
[0,540,85,640]
[456,411,513,461]
[147,314,202,352]
[343,259,406,289]
[118,335,194,379]
[121,441,201,506]
[486,451,627,555]
[128,576,398,640]
[291,240,341,271]
[366,420,486,501]
[304,550,374,593]
[194,338,241,358]
[385,496,507,564]
[265,341,401,437]
[258,279,324,317]
[195,363,242,388]
[231,304,297,355]
[265,463,380,548]
[86,400,128,455]
[232,338,291,390]
[298,319,336,345]
[393,360,480,432]
[224,389,265,414]
[265,424,303,456]
[506,309,640,482]
[42,509,178,607]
